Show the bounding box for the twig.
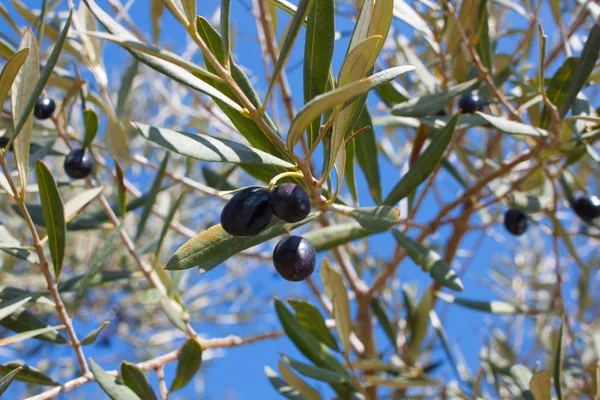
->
[156,365,168,400]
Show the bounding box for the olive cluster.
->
[220,183,316,282]
[34,97,94,180]
[504,195,600,236]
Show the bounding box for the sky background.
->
[0,0,596,399]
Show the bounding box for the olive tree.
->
[0,0,599,398]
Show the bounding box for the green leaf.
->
[0,367,22,396]
[11,11,72,186]
[320,258,352,353]
[475,0,492,71]
[384,115,459,205]
[288,299,339,351]
[561,24,600,118]
[370,298,398,349]
[364,375,439,389]
[155,190,188,259]
[82,0,240,111]
[304,0,334,144]
[116,59,139,120]
[0,292,35,322]
[121,361,158,400]
[114,161,127,217]
[393,0,439,52]
[436,292,529,314]
[375,81,409,106]
[529,370,552,400]
[0,308,67,344]
[477,112,548,137]
[407,286,434,360]
[349,206,400,231]
[159,297,187,332]
[278,360,322,400]
[64,186,105,223]
[303,223,372,252]
[167,214,317,272]
[89,358,142,400]
[554,320,564,400]
[35,161,66,278]
[0,362,58,386]
[0,48,29,111]
[202,166,236,191]
[263,0,315,112]
[86,31,219,81]
[11,29,39,192]
[354,107,381,204]
[0,324,65,346]
[392,230,463,291]
[282,355,350,384]
[72,224,123,312]
[390,79,480,117]
[83,108,98,149]
[132,121,294,168]
[265,365,305,400]
[345,138,358,204]
[287,66,415,151]
[541,57,579,128]
[81,321,110,346]
[170,337,203,392]
[275,299,348,375]
[221,0,231,64]
[135,153,169,242]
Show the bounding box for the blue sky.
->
[1,0,594,399]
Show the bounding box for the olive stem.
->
[268,171,305,189]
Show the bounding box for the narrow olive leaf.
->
[121,361,158,400]
[436,292,529,314]
[282,355,349,384]
[0,309,67,344]
[150,0,164,43]
[370,298,398,349]
[476,112,548,137]
[0,324,65,346]
[391,79,480,117]
[262,0,315,113]
[393,0,439,52]
[106,118,130,161]
[36,161,66,278]
[72,224,122,312]
[264,366,305,400]
[288,299,339,351]
[64,186,104,223]
[392,231,463,291]
[82,108,98,149]
[11,29,38,193]
[116,59,139,120]
[529,370,552,400]
[0,48,29,109]
[114,160,127,217]
[135,153,169,242]
[364,375,439,389]
[0,362,58,386]
[85,31,219,81]
[407,286,434,359]
[349,206,400,231]
[221,0,231,65]
[155,190,188,259]
[182,0,196,25]
[354,107,381,204]
[0,3,21,35]
[384,115,458,205]
[429,310,465,385]
[11,11,72,163]
[81,321,110,346]
[475,0,492,71]
[561,24,600,118]
[540,57,578,128]
[0,367,22,395]
[82,0,240,111]
[303,223,371,252]
[58,270,133,292]
[344,139,358,204]
[554,320,564,400]
[0,292,35,322]
[170,337,203,392]
[320,259,352,353]
[167,214,317,272]
[89,358,142,400]
[304,0,335,144]
[278,360,322,400]
[287,66,415,151]
[275,299,348,376]
[132,122,294,168]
